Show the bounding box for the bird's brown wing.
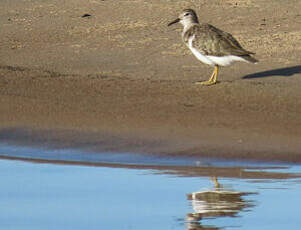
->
[185,23,254,57]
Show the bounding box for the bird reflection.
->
[186,177,255,230]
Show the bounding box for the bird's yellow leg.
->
[195,69,215,85]
[211,65,219,83]
[208,67,217,82]
[195,66,219,86]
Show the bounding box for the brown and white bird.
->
[168,9,258,85]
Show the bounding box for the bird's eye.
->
[184,13,190,16]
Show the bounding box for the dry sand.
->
[0,0,300,163]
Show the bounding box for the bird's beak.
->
[168,18,180,26]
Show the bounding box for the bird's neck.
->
[182,21,198,33]
[181,17,199,29]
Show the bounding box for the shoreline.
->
[1,144,301,180]
[0,125,300,164]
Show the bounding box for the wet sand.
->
[0,0,301,162]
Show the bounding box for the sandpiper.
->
[168,9,258,85]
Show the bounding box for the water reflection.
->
[186,177,255,230]
[1,144,301,230]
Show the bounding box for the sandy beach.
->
[0,0,300,163]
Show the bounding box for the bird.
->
[168,9,258,85]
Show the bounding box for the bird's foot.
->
[195,80,217,86]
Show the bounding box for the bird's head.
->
[168,9,199,27]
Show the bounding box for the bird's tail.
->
[242,55,258,64]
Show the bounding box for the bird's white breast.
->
[188,36,214,66]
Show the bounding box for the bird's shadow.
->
[243,65,301,79]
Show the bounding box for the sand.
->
[0,0,300,163]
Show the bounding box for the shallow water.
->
[0,144,301,230]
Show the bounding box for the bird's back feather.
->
[183,23,256,59]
